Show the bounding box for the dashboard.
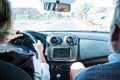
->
[9,31,112,80]
[10,31,112,61]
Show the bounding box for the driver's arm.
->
[6,30,23,42]
[33,40,50,80]
[33,40,46,63]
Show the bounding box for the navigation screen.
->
[53,48,70,58]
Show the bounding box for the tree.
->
[76,2,93,20]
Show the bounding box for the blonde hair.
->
[0,0,12,42]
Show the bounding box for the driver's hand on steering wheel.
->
[33,40,46,63]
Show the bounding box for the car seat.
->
[0,60,33,80]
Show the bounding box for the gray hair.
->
[113,0,120,5]
[111,3,120,30]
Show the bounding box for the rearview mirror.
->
[44,2,71,12]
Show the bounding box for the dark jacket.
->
[0,44,34,79]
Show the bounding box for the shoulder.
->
[75,62,120,80]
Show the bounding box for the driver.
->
[0,0,50,80]
[70,0,120,80]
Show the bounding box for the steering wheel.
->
[16,31,45,59]
[16,31,37,43]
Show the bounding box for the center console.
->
[45,33,79,80]
[46,33,79,62]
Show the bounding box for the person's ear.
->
[111,23,120,41]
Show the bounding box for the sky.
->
[9,0,114,7]
[9,0,44,12]
[9,0,114,13]
[9,0,42,8]
[72,0,114,7]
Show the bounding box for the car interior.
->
[6,0,114,80]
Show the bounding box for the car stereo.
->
[46,47,78,61]
[53,48,71,58]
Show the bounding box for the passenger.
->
[0,0,50,80]
[70,0,120,80]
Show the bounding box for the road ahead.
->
[13,19,104,31]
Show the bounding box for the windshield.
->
[9,0,114,32]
